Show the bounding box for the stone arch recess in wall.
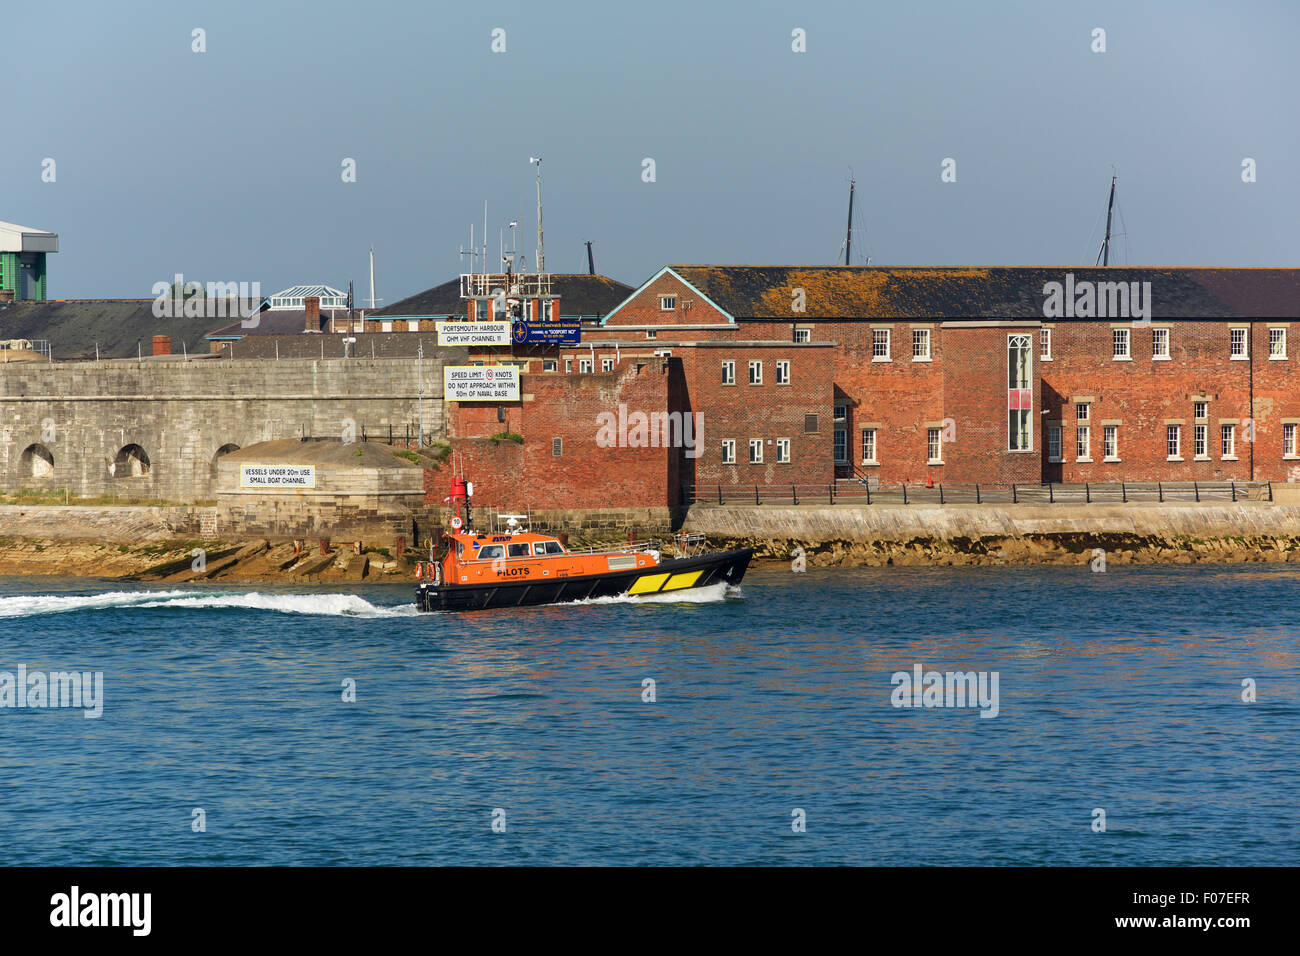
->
[111,444,151,478]
[19,443,54,479]
[211,443,240,476]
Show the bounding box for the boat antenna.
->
[1096,174,1117,267]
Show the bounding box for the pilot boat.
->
[415,478,753,612]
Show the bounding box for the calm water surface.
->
[1,564,1297,865]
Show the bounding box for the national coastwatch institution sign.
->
[443,365,521,401]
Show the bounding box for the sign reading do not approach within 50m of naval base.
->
[443,365,521,401]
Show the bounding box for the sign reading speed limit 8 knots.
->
[443,365,521,401]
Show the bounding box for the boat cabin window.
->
[507,543,531,557]
[533,541,565,555]
[477,545,504,560]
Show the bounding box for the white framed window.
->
[927,427,942,464]
[1076,425,1091,461]
[912,328,931,361]
[1152,327,1170,360]
[776,438,791,463]
[793,328,811,343]
[1103,424,1118,460]
[646,329,657,340]
[721,439,736,464]
[602,358,614,372]
[1040,328,1052,360]
[872,329,891,361]
[1194,423,1208,459]
[1194,401,1208,421]
[564,359,572,373]
[659,295,676,311]
[579,358,592,373]
[1285,423,1297,458]
[1112,328,1130,359]
[381,321,393,333]
[748,439,763,464]
[1269,327,1287,359]
[748,360,762,384]
[1230,327,1248,359]
[776,360,790,384]
[861,428,877,464]
[1076,402,1090,422]
[721,360,735,385]
[1008,333,1033,451]
[1221,424,1236,458]
[542,359,557,372]
[1167,425,1182,460]
[1048,425,1062,462]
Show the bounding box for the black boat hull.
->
[415,547,754,612]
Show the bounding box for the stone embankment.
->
[682,501,1300,567]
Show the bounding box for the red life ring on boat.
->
[415,562,424,579]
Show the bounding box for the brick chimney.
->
[304,295,320,331]
[152,335,171,356]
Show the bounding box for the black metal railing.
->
[683,480,1274,506]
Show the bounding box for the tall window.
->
[776,438,790,463]
[1221,424,1236,458]
[776,360,790,384]
[833,429,848,463]
[748,360,762,384]
[1112,328,1130,359]
[927,427,942,463]
[1231,328,1248,358]
[1103,425,1118,460]
[721,360,735,385]
[1167,425,1182,459]
[1270,327,1287,359]
[579,358,592,373]
[1077,424,1090,460]
[1048,425,1062,462]
[749,439,763,464]
[1152,328,1170,359]
[1194,423,1208,458]
[1008,334,1033,451]
[1040,328,1052,360]
[912,329,931,360]
[872,329,890,360]
[861,429,877,464]
[721,440,735,464]
[1285,423,1297,457]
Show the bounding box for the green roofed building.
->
[0,220,59,301]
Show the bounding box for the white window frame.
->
[912,328,931,361]
[1194,423,1208,460]
[1103,424,1119,461]
[1076,424,1091,462]
[542,359,557,372]
[1152,327,1170,360]
[1076,402,1090,422]
[776,360,790,384]
[1112,328,1131,360]
[1284,423,1298,458]
[1269,327,1287,359]
[793,328,811,344]
[579,358,592,373]
[721,360,735,385]
[659,295,676,311]
[872,329,891,361]
[564,359,572,373]
[1040,328,1052,361]
[927,427,943,464]
[721,439,736,464]
[1194,401,1208,421]
[776,438,791,463]
[601,358,614,372]
[861,428,877,464]
[748,439,763,464]
[1167,424,1183,461]
[646,329,657,340]
[1230,327,1248,359]
[1221,424,1236,459]
[748,360,763,385]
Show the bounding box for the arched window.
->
[112,444,150,478]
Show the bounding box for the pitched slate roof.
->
[373,274,634,318]
[0,299,215,359]
[664,266,1300,320]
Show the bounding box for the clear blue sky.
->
[4,0,1297,300]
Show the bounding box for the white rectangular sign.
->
[437,321,511,346]
[444,365,521,401]
[240,464,317,488]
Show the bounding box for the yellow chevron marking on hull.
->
[661,570,703,591]
[628,573,670,595]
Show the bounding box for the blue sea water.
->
[1,563,1297,866]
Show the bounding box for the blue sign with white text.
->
[512,319,581,344]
